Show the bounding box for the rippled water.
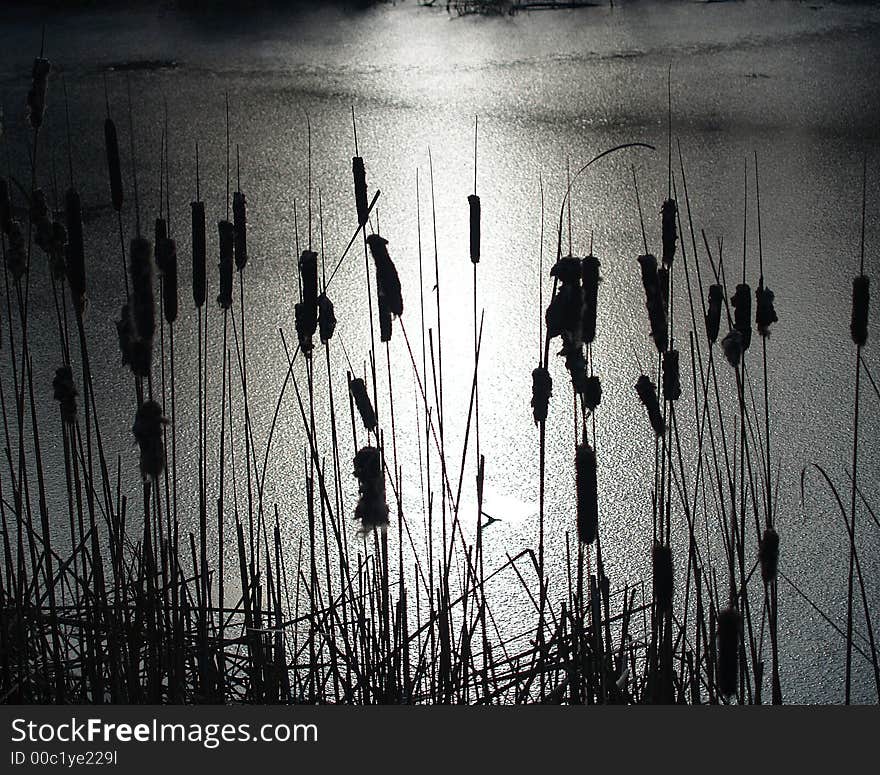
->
[1,0,879,702]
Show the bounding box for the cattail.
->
[759,527,779,584]
[468,193,480,264]
[546,256,583,342]
[658,265,670,313]
[564,344,588,395]
[233,190,247,270]
[352,156,369,228]
[52,365,78,425]
[661,199,677,266]
[349,375,377,432]
[318,292,336,344]
[531,366,552,425]
[132,400,168,481]
[717,606,741,698]
[576,441,599,545]
[154,218,169,272]
[584,374,602,412]
[637,254,668,353]
[299,250,318,317]
[377,293,392,343]
[295,303,314,356]
[755,282,777,337]
[367,234,403,315]
[851,275,869,346]
[635,374,664,437]
[104,117,124,212]
[581,254,600,345]
[48,221,66,280]
[731,283,752,351]
[163,239,178,325]
[7,220,27,281]
[115,303,133,368]
[652,542,673,612]
[217,220,234,309]
[0,178,11,235]
[662,349,681,402]
[129,236,155,342]
[296,249,319,353]
[353,445,388,532]
[706,284,722,345]
[191,200,206,307]
[130,338,152,379]
[27,57,51,130]
[721,329,744,368]
[64,188,86,314]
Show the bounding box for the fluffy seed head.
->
[132,400,167,481]
[706,284,723,345]
[531,366,552,425]
[635,374,664,437]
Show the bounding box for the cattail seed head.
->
[353,445,388,533]
[731,283,752,351]
[132,400,167,481]
[352,156,368,228]
[162,238,178,325]
[652,542,673,612]
[755,283,777,337]
[129,236,155,342]
[52,365,78,425]
[851,275,869,347]
[367,234,403,342]
[635,374,664,437]
[7,220,27,281]
[217,219,234,309]
[233,190,248,271]
[717,606,741,698]
[721,329,744,368]
[468,193,480,264]
[759,527,779,584]
[64,188,86,314]
[531,366,552,425]
[576,441,599,545]
[318,292,336,344]
[191,200,206,307]
[706,283,723,345]
[637,254,668,353]
[662,349,681,402]
[104,117,124,212]
[367,234,403,315]
[661,199,677,266]
[129,337,152,379]
[546,256,583,344]
[581,254,600,345]
[296,249,319,353]
[349,375,377,432]
[295,303,314,356]
[27,57,51,130]
[564,344,588,396]
[584,374,602,412]
[299,250,319,319]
